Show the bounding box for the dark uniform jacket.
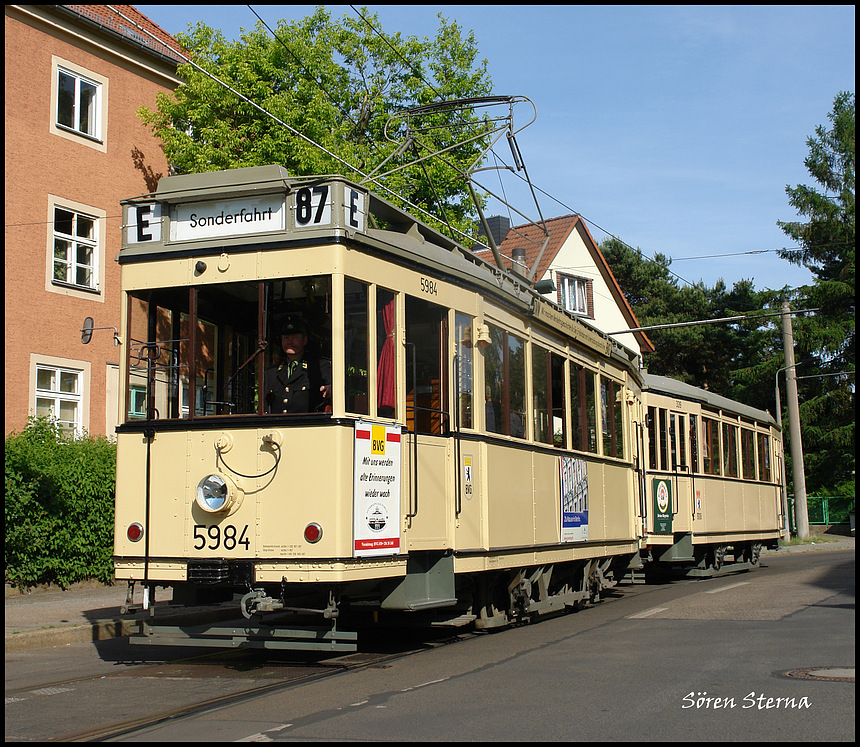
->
[264,356,332,414]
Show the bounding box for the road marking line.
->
[705,581,750,594]
[627,607,668,619]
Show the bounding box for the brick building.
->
[4,5,183,437]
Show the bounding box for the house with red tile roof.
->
[475,215,654,358]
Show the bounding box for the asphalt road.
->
[5,549,853,742]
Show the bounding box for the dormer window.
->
[558,273,593,318]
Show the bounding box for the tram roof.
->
[642,373,777,427]
[120,165,642,368]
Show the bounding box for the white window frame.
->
[46,196,106,301]
[560,274,590,316]
[30,355,91,438]
[50,57,108,152]
[52,205,98,291]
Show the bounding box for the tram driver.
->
[264,315,332,414]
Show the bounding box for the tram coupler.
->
[120,581,137,614]
[240,588,341,620]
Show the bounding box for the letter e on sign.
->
[128,203,161,243]
[346,188,365,231]
[371,425,386,455]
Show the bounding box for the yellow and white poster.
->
[353,422,402,557]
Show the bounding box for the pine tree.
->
[777,92,855,499]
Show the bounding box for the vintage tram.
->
[112,165,784,651]
[113,165,647,650]
[639,373,784,577]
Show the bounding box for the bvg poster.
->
[353,422,402,557]
[560,456,589,542]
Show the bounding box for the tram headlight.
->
[196,473,232,513]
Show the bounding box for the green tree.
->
[776,91,855,497]
[601,238,775,409]
[138,7,493,237]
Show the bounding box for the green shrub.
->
[5,417,116,589]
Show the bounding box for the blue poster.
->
[560,456,589,542]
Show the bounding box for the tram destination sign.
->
[125,181,367,247]
[171,195,286,241]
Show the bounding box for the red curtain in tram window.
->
[377,297,396,414]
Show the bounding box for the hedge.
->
[5,418,116,589]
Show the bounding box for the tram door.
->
[403,296,451,551]
[648,406,693,535]
[668,411,693,533]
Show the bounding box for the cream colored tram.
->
[113,165,643,650]
[640,374,784,577]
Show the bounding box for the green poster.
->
[653,478,673,534]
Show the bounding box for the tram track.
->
[24,632,471,742]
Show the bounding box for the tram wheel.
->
[746,542,762,566]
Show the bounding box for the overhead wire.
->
[108,5,824,291]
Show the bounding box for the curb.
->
[5,604,241,653]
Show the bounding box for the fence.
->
[787,495,855,532]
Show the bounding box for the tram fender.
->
[380,551,457,611]
[658,532,695,563]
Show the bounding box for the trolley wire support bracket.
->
[381,95,551,284]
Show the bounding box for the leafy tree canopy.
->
[138,7,494,237]
[776,91,855,496]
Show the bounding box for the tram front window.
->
[125,275,332,421]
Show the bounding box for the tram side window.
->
[550,351,566,447]
[570,362,597,453]
[689,414,699,473]
[532,346,566,447]
[484,324,526,439]
[405,295,447,435]
[741,428,757,479]
[646,406,657,468]
[658,408,669,470]
[377,288,397,419]
[702,417,721,475]
[677,414,687,469]
[757,432,772,482]
[600,377,624,459]
[264,275,333,415]
[195,282,263,416]
[454,313,473,429]
[722,422,739,477]
[344,279,369,415]
[533,345,550,444]
[126,287,189,421]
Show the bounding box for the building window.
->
[35,364,83,437]
[52,206,98,290]
[56,66,101,140]
[128,386,147,419]
[559,274,592,317]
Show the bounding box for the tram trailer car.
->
[640,374,784,578]
[113,166,646,651]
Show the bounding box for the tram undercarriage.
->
[128,553,635,652]
[642,534,778,581]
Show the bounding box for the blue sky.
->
[137,5,855,291]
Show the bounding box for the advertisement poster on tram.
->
[560,456,589,542]
[353,422,402,557]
